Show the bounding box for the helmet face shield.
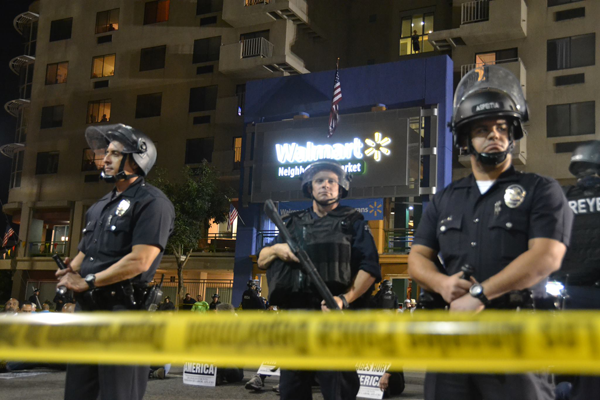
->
[301,160,352,199]
[453,65,527,123]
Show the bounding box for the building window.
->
[136,93,162,118]
[10,152,24,189]
[189,86,218,113]
[548,0,583,6]
[92,54,116,78]
[197,0,222,15]
[547,101,595,137]
[185,138,214,164]
[82,149,104,171]
[400,13,434,56]
[49,18,73,42]
[193,37,221,63]
[140,45,167,71]
[36,152,60,175]
[547,33,595,71]
[96,9,120,34]
[45,62,68,85]
[233,137,242,170]
[144,0,170,25]
[40,105,64,129]
[474,48,518,66]
[555,7,585,21]
[236,84,245,116]
[87,99,111,124]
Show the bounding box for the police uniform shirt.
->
[78,178,175,284]
[242,289,266,310]
[413,167,573,283]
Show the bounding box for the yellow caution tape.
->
[1,310,599,374]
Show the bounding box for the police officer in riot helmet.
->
[56,123,175,400]
[241,279,265,310]
[553,140,600,399]
[408,65,573,400]
[209,293,221,310]
[258,159,381,400]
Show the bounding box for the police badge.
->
[504,185,526,208]
[115,199,131,216]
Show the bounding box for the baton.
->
[263,200,340,310]
[52,254,68,296]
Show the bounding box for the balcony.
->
[460,58,527,98]
[428,0,527,50]
[0,143,25,159]
[219,37,309,79]
[9,55,35,75]
[4,99,30,118]
[223,0,319,37]
[459,135,527,167]
[13,11,38,35]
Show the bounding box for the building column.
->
[232,203,261,306]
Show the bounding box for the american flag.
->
[2,226,15,248]
[227,204,239,231]
[328,60,342,138]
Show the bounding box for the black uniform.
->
[413,167,573,400]
[209,300,221,310]
[555,184,600,400]
[264,206,381,400]
[65,178,175,400]
[372,288,399,309]
[241,289,266,310]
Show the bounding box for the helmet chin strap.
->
[468,138,514,166]
[101,153,139,183]
[311,188,341,207]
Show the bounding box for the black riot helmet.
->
[301,160,352,205]
[212,293,220,299]
[569,141,600,179]
[450,65,528,166]
[381,280,392,290]
[247,279,259,289]
[85,123,157,182]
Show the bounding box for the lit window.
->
[91,54,116,78]
[45,62,68,85]
[144,0,170,25]
[399,13,434,56]
[87,99,111,124]
[96,9,120,34]
[82,148,105,171]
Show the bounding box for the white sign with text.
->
[257,361,280,377]
[356,362,391,399]
[183,362,217,387]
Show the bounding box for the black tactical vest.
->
[379,292,397,309]
[266,206,363,309]
[556,185,600,285]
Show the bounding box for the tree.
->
[150,162,233,307]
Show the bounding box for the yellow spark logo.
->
[369,202,382,217]
[364,132,391,162]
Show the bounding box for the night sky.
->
[0,1,34,234]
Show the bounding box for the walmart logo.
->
[368,201,382,217]
[364,132,391,162]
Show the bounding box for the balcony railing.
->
[460,58,519,77]
[28,241,68,257]
[461,0,490,25]
[160,279,234,306]
[384,229,415,254]
[245,0,270,6]
[241,37,274,59]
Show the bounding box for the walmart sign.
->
[275,132,391,179]
[278,198,383,221]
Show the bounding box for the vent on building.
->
[97,35,112,44]
[196,65,214,75]
[200,16,217,26]
[555,73,585,86]
[555,7,585,22]
[93,80,109,89]
[555,140,593,154]
[263,64,278,73]
[193,115,211,125]
[451,37,466,46]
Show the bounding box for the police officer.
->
[257,159,381,400]
[56,123,175,400]
[407,65,573,400]
[371,280,399,309]
[241,279,266,310]
[28,288,41,310]
[553,141,600,399]
[209,293,221,310]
